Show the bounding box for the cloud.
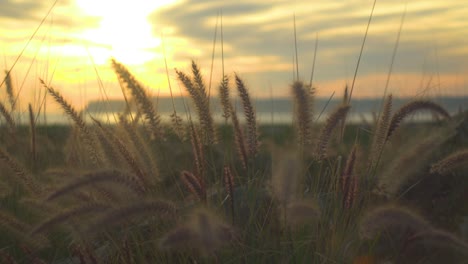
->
[0,0,100,31]
[0,0,45,20]
[148,0,467,97]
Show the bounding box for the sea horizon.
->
[7,95,464,126]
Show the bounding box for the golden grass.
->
[387,100,451,140]
[430,148,468,174]
[0,58,464,263]
[292,80,314,147]
[315,104,350,160]
[181,170,206,203]
[112,59,163,141]
[235,74,258,158]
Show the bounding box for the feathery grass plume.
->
[378,133,443,197]
[360,206,431,240]
[181,170,206,203]
[0,100,16,134]
[0,146,37,194]
[46,170,146,202]
[0,211,31,234]
[111,59,163,141]
[176,62,216,144]
[41,79,102,166]
[342,84,349,105]
[223,166,235,223]
[4,70,15,111]
[430,148,468,174]
[31,202,111,235]
[28,104,37,172]
[93,118,149,186]
[189,124,205,181]
[387,100,451,140]
[158,226,198,250]
[341,145,358,209]
[231,106,248,169]
[87,200,177,234]
[369,94,392,169]
[92,184,124,204]
[218,75,232,120]
[93,125,125,168]
[285,199,320,227]
[191,60,208,99]
[235,74,258,158]
[41,79,85,132]
[0,211,47,249]
[291,80,314,147]
[159,208,235,255]
[118,115,159,180]
[408,229,468,256]
[315,105,351,160]
[271,152,299,207]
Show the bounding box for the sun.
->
[74,0,178,65]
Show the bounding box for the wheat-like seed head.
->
[0,101,15,134]
[341,145,359,209]
[387,100,451,140]
[219,75,232,120]
[42,79,103,166]
[4,70,15,112]
[408,229,468,256]
[430,148,468,174]
[231,106,248,169]
[360,206,431,240]
[0,211,48,249]
[223,166,235,223]
[176,63,216,144]
[0,146,38,194]
[93,118,149,187]
[189,124,206,181]
[86,200,177,234]
[368,94,392,169]
[46,169,146,202]
[315,105,351,160]
[31,202,111,235]
[292,80,314,147]
[111,59,163,141]
[181,170,206,202]
[235,74,258,158]
[160,208,235,255]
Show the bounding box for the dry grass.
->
[235,74,258,158]
[292,80,314,147]
[430,148,468,174]
[315,104,350,160]
[0,59,464,263]
[387,100,450,140]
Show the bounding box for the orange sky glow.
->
[0,0,466,112]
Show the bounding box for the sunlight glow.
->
[74,0,177,65]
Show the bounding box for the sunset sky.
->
[0,0,466,110]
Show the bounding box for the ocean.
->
[10,96,467,125]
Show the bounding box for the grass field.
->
[0,59,466,263]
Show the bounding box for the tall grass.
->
[0,59,465,264]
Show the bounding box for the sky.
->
[0,0,467,111]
